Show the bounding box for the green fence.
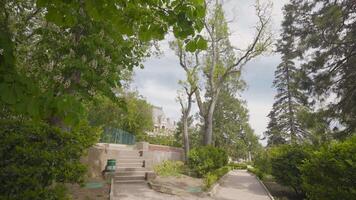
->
[100,128,136,145]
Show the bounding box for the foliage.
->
[297,108,334,146]
[88,92,153,139]
[175,116,202,148]
[290,0,356,134]
[173,0,272,145]
[270,145,311,195]
[301,136,356,200]
[227,163,247,170]
[265,2,308,146]
[188,146,228,177]
[253,149,272,176]
[153,160,185,177]
[203,166,230,189]
[143,134,181,148]
[212,79,262,160]
[203,173,218,190]
[0,119,99,200]
[0,0,206,127]
[247,167,265,180]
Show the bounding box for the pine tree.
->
[265,3,308,145]
[292,0,356,137]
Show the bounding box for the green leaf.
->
[0,83,16,104]
[185,40,197,52]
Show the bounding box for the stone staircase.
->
[114,149,153,184]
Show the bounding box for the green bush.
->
[0,120,99,200]
[228,162,247,170]
[142,135,182,147]
[204,166,230,189]
[253,149,272,175]
[270,145,311,195]
[188,146,228,177]
[247,167,265,180]
[204,173,218,189]
[153,160,184,177]
[301,136,356,200]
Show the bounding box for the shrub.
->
[204,173,218,189]
[203,166,230,189]
[247,167,265,180]
[228,163,247,170]
[0,120,99,200]
[142,135,181,147]
[253,149,272,175]
[270,145,311,195]
[188,146,228,177]
[301,136,356,200]
[153,160,184,177]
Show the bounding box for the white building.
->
[148,106,176,136]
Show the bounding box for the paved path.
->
[214,170,271,200]
[113,170,271,200]
[113,182,212,200]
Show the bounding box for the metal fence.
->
[100,127,136,145]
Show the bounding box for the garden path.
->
[213,170,272,200]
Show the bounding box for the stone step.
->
[116,167,148,172]
[117,158,145,164]
[115,175,146,181]
[115,179,146,184]
[116,171,147,176]
[116,162,144,168]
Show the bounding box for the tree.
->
[177,75,197,161]
[291,0,356,136]
[0,1,206,198]
[212,77,261,160]
[0,0,206,126]
[88,92,153,139]
[265,2,308,145]
[173,0,272,145]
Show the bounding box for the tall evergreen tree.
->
[292,0,356,137]
[265,3,308,145]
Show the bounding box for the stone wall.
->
[148,144,184,164]
[82,142,184,178]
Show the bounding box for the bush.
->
[0,120,99,200]
[203,166,230,189]
[301,136,356,200]
[153,160,184,177]
[270,145,311,195]
[188,146,228,177]
[253,149,272,175]
[228,163,247,170]
[247,167,265,180]
[142,135,182,147]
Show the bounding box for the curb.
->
[109,178,114,200]
[207,170,231,197]
[248,172,275,200]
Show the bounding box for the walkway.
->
[113,182,212,200]
[214,170,271,200]
[112,170,271,200]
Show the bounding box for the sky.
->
[133,0,288,144]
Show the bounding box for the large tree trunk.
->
[202,93,219,145]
